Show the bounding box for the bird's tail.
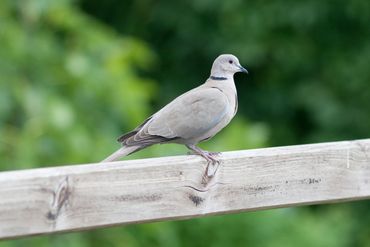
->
[101,146,140,162]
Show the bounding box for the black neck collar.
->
[210,76,228,81]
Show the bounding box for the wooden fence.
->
[0,139,369,240]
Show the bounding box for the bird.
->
[102,54,248,175]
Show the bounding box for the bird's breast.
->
[190,82,238,143]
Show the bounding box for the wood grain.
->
[1,139,370,239]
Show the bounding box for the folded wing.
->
[119,87,229,147]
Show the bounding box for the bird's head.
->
[210,54,248,78]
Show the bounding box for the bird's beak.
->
[238,65,248,74]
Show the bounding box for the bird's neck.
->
[210,75,228,80]
[209,70,234,81]
[205,76,237,102]
[206,73,236,93]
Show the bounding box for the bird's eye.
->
[229,60,233,64]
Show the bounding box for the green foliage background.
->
[0,0,369,246]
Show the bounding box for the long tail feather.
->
[101,146,140,162]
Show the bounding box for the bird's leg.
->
[186,145,220,177]
[186,145,221,158]
[186,144,220,162]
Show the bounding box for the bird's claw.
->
[194,151,220,178]
[206,151,221,156]
[200,152,221,178]
[186,145,221,178]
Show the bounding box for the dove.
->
[102,54,248,175]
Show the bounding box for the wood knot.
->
[188,194,204,206]
[47,176,70,221]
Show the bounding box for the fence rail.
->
[1,139,370,240]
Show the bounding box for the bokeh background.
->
[1,0,370,246]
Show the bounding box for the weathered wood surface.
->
[1,139,370,240]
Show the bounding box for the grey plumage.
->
[102,54,248,168]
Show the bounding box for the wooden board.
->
[0,139,370,239]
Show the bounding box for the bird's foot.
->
[186,145,221,178]
[205,151,221,156]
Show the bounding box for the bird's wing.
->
[120,86,230,147]
[146,86,229,139]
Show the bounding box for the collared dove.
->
[102,54,248,174]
